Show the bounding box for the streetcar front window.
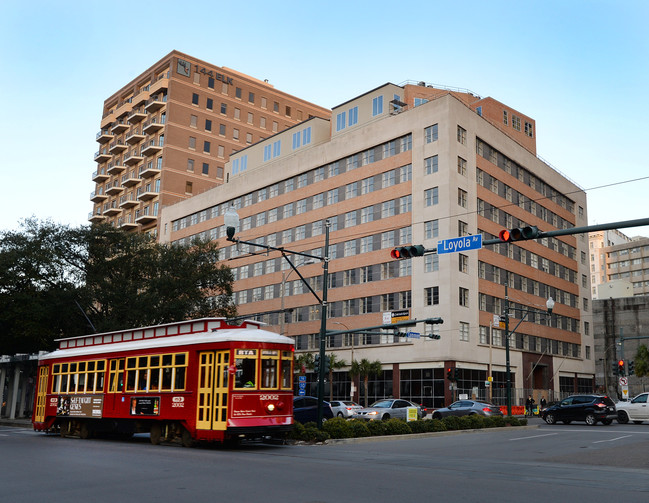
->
[234,349,257,389]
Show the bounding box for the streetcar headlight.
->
[266,403,275,413]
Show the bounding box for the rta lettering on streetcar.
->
[31,318,295,447]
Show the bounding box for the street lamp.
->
[503,282,554,417]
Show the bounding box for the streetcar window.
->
[52,374,60,393]
[281,358,292,389]
[126,368,136,392]
[138,369,148,391]
[175,367,186,390]
[261,358,278,389]
[162,367,173,390]
[235,358,257,389]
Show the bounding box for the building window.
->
[457,156,467,176]
[233,129,239,140]
[425,124,438,143]
[260,116,266,129]
[458,220,468,237]
[425,155,438,174]
[202,162,209,175]
[457,125,466,145]
[459,288,469,307]
[187,159,194,172]
[273,140,281,158]
[192,93,199,105]
[503,110,508,125]
[189,137,196,149]
[285,106,291,117]
[459,254,468,273]
[185,182,193,194]
[248,92,255,103]
[425,187,438,206]
[190,115,197,128]
[207,98,213,110]
[372,96,383,116]
[336,111,346,131]
[459,322,470,341]
[458,188,467,208]
[425,254,439,272]
[348,106,358,126]
[208,77,214,89]
[512,115,521,131]
[425,220,439,239]
[205,119,212,132]
[220,103,227,115]
[219,124,226,136]
[525,122,534,137]
[204,141,210,153]
[235,87,242,99]
[425,286,439,306]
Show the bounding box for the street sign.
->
[619,377,628,386]
[437,235,483,254]
[407,331,421,339]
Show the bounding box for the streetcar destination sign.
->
[437,235,483,254]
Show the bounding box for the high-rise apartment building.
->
[90,50,330,235]
[160,81,593,407]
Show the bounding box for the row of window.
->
[172,134,413,232]
[502,110,534,138]
[232,349,293,390]
[608,246,649,257]
[476,138,575,213]
[479,326,581,358]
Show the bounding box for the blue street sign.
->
[407,331,421,339]
[299,375,306,382]
[437,235,482,254]
[299,382,306,389]
[299,389,305,396]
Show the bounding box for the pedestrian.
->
[525,395,535,417]
[540,396,547,410]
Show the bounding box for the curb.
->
[306,424,541,446]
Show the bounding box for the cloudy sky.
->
[1,0,647,236]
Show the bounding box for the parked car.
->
[540,394,616,426]
[431,400,503,419]
[293,396,334,424]
[616,392,649,424]
[329,400,363,418]
[353,399,424,421]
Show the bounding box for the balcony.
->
[149,72,169,94]
[119,219,139,230]
[125,129,146,145]
[104,205,122,217]
[105,184,124,196]
[111,120,129,134]
[88,211,106,223]
[139,162,161,178]
[94,150,111,163]
[90,190,108,203]
[135,213,158,225]
[145,94,167,113]
[108,140,127,154]
[142,118,165,134]
[124,150,144,166]
[107,162,126,175]
[137,189,158,201]
[128,106,147,124]
[119,195,139,208]
[121,173,140,187]
[96,129,114,144]
[92,167,109,182]
[141,139,163,157]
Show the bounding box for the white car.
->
[616,392,649,424]
[329,400,362,418]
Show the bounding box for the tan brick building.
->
[160,81,593,408]
[90,50,330,235]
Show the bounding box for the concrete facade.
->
[159,82,593,408]
[588,229,633,299]
[90,50,330,236]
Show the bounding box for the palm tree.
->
[350,358,383,407]
[327,353,347,401]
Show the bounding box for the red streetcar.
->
[32,318,295,446]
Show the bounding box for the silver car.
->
[353,399,424,421]
[329,400,363,418]
[431,400,503,419]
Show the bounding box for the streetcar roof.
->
[40,326,294,362]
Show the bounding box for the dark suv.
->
[540,394,616,426]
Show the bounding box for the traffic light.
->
[314,354,321,374]
[446,368,454,380]
[323,355,330,374]
[390,245,426,259]
[618,359,625,377]
[612,362,618,376]
[498,225,542,242]
[454,368,460,380]
[427,332,441,340]
[628,360,635,376]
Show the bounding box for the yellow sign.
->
[407,407,418,422]
[487,376,493,382]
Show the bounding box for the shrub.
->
[442,416,462,431]
[518,418,528,426]
[467,414,486,429]
[487,416,506,428]
[505,416,521,426]
[367,419,387,436]
[457,416,473,430]
[426,419,447,432]
[408,420,428,434]
[303,424,330,443]
[322,417,353,439]
[384,418,412,435]
[289,421,305,440]
[348,419,371,438]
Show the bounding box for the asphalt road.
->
[1,419,648,503]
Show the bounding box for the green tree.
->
[350,358,383,407]
[327,353,347,401]
[634,344,649,379]
[0,220,236,354]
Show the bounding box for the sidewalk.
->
[0,418,32,428]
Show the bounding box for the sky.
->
[1,0,648,237]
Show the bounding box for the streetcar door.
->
[107,358,125,411]
[196,351,229,430]
[34,366,49,423]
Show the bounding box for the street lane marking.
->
[510,433,559,441]
[593,435,632,443]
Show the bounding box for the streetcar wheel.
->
[617,411,629,424]
[150,423,162,445]
[545,413,556,425]
[585,414,597,426]
[181,427,195,448]
[79,422,92,440]
[59,420,71,437]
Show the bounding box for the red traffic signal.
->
[618,359,624,367]
[499,226,541,242]
[390,245,426,259]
